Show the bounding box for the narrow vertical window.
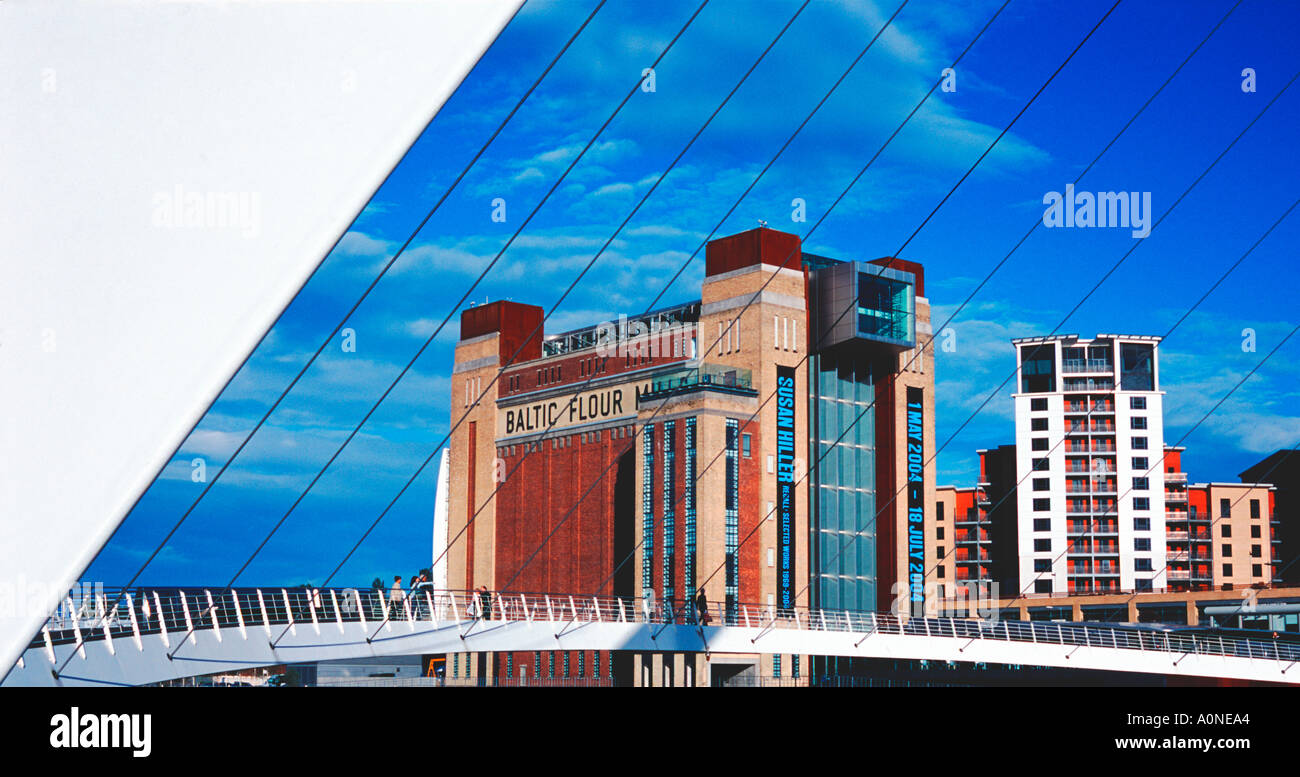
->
[641,424,655,593]
[684,418,697,599]
[725,418,740,619]
[662,420,676,607]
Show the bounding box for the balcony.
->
[1062,358,1113,374]
[1166,530,1189,542]
[1069,542,1120,555]
[1165,472,1187,483]
[1063,378,1115,391]
[1071,563,1119,575]
[1167,569,1190,581]
[1068,522,1118,535]
[641,363,756,400]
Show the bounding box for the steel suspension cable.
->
[341,0,913,640]
[48,0,591,677]
[171,0,714,658]
[768,67,1300,611]
[914,193,1298,611]
[519,0,1121,604]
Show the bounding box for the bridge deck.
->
[6,587,1297,686]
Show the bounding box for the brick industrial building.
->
[444,227,935,685]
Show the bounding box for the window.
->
[937,546,945,559]
[1250,499,1261,519]
[724,419,740,615]
[1135,579,1153,592]
[1132,477,1149,491]
[1251,545,1262,558]
[1033,498,1051,512]
[741,433,751,458]
[1253,564,1263,578]
[1130,396,1147,410]
[936,526,945,540]
[1032,477,1050,492]
[937,568,945,579]
[1221,525,1232,538]
[1132,457,1148,469]
[641,425,655,592]
[1221,544,1232,557]
[1134,538,1150,552]
[1034,580,1053,594]
[1031,438,1049,451]
[1031,418,1048,431]
[1120,344,1155,391]
[1135,558,1153,571]
[1223,563,1233,577]
[1133,497,1150,511]
[1031,397,1048,411]
[1132,437,1148,450]
[1032,457,1050,471]
[1034,539,1051,552]
[1033,518,1051,532]
[1251,525,1261,539]
[1134,517,1150,531]
[1130,417,1147,430]
[937,502,945,522]
[1034,559,1051,572]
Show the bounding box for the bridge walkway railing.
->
[25,586,1300,668]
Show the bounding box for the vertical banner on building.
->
[905,387,925,616]
[776,366,797,611]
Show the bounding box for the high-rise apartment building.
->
[1011,334,1166,595]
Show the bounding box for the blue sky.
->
[87,0,1300,588]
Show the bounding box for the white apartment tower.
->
[1011,334,1166,595]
